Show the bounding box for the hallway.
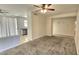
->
[0,35,77,55]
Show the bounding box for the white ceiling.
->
[33,4,79,15]
[49,4,79,15]
[0,4,79,16]
[0,4,33,17]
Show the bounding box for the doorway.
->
[52,17,76,37]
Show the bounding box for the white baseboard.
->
[53,34,74,37]
[32,35,45,40]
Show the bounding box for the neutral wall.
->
[46,17,53,36]
[75,10,79,54]
[32,14,46,39]
[52,17,76,36]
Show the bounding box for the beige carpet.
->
[0,36,77,55]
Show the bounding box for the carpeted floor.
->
[0,36,77,55]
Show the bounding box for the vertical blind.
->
[0,16,18,38]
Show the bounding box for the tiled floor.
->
[0,35,77,55]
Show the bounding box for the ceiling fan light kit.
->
[41,9,47,13]
[33,4,55,14]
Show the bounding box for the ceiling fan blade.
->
[42,4,45,8]
[48,4,52,7]
[4,12,8,13]
[47,9,55,11]
[32,9,41,12]
[0,12,8,13]
[33,5,40,8]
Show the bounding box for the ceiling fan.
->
[0,9,8,13]
[33,4,55,13]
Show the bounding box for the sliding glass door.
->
[0,16,18,38]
